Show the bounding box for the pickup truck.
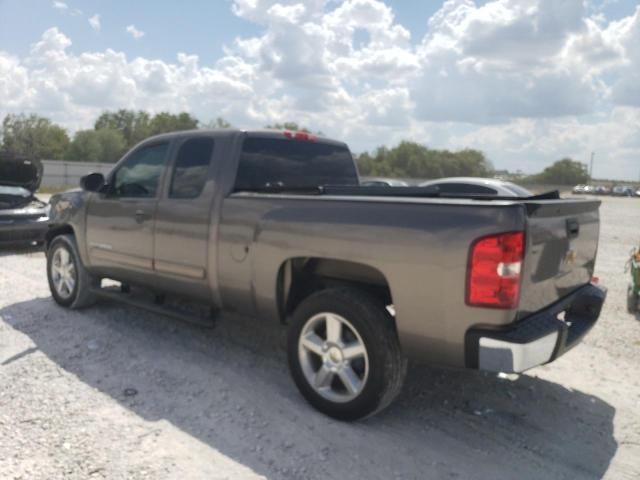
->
[45,129,607,420]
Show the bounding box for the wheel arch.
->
[276,257,393,322]
[45,224,75,249]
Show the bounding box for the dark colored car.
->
[0,154,49,246]
[612,185,635,197]
[594,185,611,195]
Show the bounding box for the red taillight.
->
[283,130,316,141]
[466,231,525,309]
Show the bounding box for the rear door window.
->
[235,137,358,190]
[169,137,215,198]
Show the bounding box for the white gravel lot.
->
[1,196,639,480]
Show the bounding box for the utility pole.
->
[589,151,594,181]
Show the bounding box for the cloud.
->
[126,24,144,39]
[52,1,68,10]
[2,1,640,178]
[408,0,605,123]
[0,28,257,131]
[88,14,101,32]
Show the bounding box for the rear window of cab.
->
[235,137,358,190]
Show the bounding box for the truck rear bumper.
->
[465,283,607,373]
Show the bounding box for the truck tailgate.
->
[518,199,601,318]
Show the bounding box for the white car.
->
[419,177,532,197]
[361,177,409,187]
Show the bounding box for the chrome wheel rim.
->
[298,312,369,403]
[51,246,76,299]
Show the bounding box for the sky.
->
[1,0,640,179]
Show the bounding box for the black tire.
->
[287,288,407,421]
[47,234,98,309]
[627,285,639,314]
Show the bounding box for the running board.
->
[91,285,217,328]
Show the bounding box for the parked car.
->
[595,185,611,195]
[418,177,532,197]
[45,129,607,420]
[612,185,635,197]
[572,185,587,194]
[0,154,49,247]
[360,177,409,187]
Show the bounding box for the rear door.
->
[85,141,171,280]
[518,199,601,317]
[152,136,216,300]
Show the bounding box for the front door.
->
[85,141,171,282]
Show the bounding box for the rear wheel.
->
[627,284,639,313]
[47,234,98,309]
[287,288,406,421]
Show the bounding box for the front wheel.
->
[47,234,98,309]
[287,288,407,421]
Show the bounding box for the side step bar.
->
[91,285,218,328]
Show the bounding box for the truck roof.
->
[140,128,348,147]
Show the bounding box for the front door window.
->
[112,142,170,198]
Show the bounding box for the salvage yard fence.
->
[41,160,113,189]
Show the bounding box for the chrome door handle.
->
[134,209,148,223]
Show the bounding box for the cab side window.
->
[169,138,215,198]
[112,142,170,198]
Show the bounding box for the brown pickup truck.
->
[45,129,607,420]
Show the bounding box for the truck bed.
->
[222,190,601,366]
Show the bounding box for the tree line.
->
[0,111,590,185]
[355,143,589,185]
[356,141,494,179]
[0,111,211,164]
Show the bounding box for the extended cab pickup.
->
[46,129,607,420]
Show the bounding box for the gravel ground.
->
[1,196,639,480]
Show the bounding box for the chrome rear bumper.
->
[466,283,607,373]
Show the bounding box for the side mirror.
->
[80,172,106,192]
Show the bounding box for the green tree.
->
[67,128,126,163]
[94,109,151,148]
[203,117,233,129]
[95,110,199,149]
[67,130,100,163]
[356,141,493,179]
[265,122,312,133]
[535,158,589,185]
[0,114,70,159]
[148,112,199,136]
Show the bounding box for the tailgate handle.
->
[566,218,580,239]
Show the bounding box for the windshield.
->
[502,183,533,197]
[235,137,359,190]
